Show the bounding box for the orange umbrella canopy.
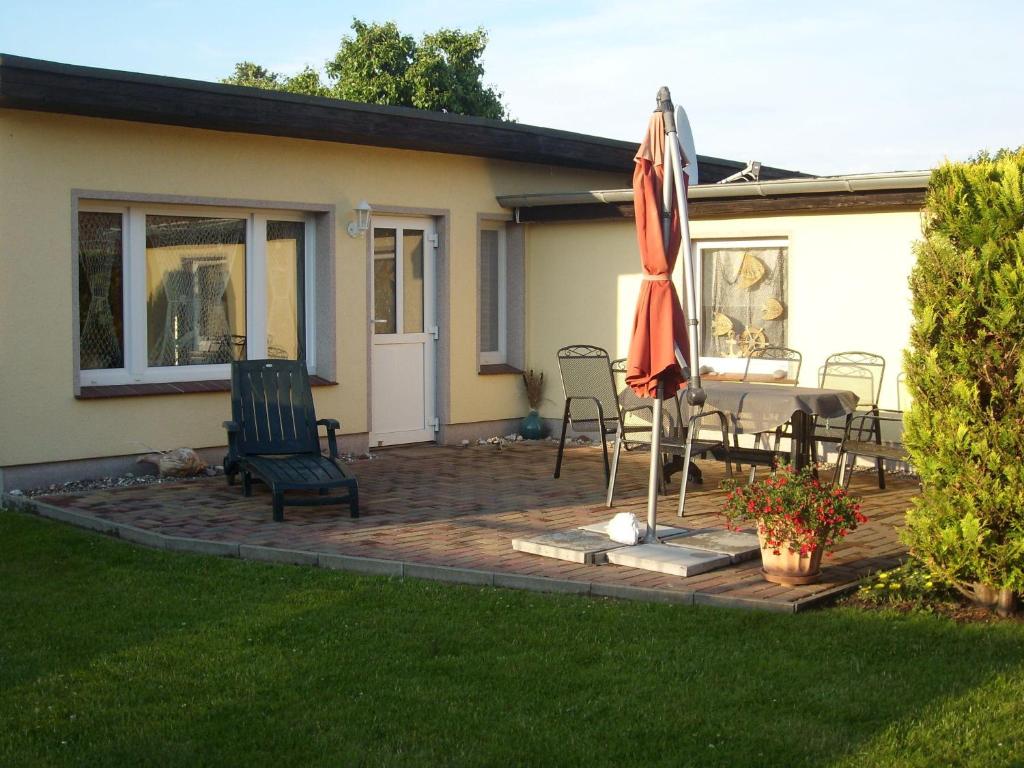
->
[625,111,690,399]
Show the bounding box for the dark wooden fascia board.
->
[517,203,634,223]
[0,54,811,179]
[688,189,925,218]
[515,189,926,222]
[0,54,639,172]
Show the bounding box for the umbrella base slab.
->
[665,529,761,564]
[606,543,731,577]
[577,521,692,540]
[512,530,627,565]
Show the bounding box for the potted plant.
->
[720,465,867,586]
[520,369,548,440]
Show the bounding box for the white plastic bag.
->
[607,512,642,545]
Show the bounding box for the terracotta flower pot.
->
[757,529,825,586]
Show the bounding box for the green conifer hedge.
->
[902,148,1024,596]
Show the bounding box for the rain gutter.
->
[498,171,931,214]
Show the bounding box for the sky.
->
[2,0,1021,175]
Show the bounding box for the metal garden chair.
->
[605,403,736,516]
[553,345,622,482]
[742,345,803,385]
[833,410,908,489]
[610,358,679,453]
[606,358,740,514]
[814,351,886,484]
[223,359,359,521]
[734,346,803,476]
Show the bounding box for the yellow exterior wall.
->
[0,109,624,467]
[526,209,923,418]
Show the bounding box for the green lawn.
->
[2,510,1022,768]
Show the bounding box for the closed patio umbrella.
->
[625,108,687,398]
[625,88,705,542]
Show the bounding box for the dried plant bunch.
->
[521,369,545,410]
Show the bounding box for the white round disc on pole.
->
[675,105,698,185]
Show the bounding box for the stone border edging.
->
[4,493,851,614]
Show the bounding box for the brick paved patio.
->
[25,442,916,611]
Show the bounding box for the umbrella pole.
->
[657,87,706,524]
[644,379,664,543]
[667,137,702,401]
[642,96,679,546]
[658,90,704,407]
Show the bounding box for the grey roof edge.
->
[496,170,932,208]
[0,53,809,179]
[0,53,631,147]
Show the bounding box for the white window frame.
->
[693,238,789,375]
[78,202,316,386]
[478,221,508,366]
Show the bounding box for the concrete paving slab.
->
[578,520,692,540]
[116,524,167,548]
[239,544,318,566]
[606,543,731,577]
[404,563,494,586]
[492,572,591,595]
[590,582,694,605]
[317,553,403,577]
[666,529,761,563]
[512,530,625,564]
[29,500,121,534]
[162,536,239,558]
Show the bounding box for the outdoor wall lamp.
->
[347,200,372,237]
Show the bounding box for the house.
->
[506,170,928,430]
[0,54,926,491]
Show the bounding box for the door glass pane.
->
[479,229,500,353]
[373,228,397,334]
[403,230,424,333]
[78,212,125,369]
[266,220,305,359]
[146,215,246,366]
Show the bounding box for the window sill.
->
[702,372,797,385]
[478,364,523,376]
[76,375,338,399]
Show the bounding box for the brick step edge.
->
[2,492,846,614]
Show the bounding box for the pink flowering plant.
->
[721,465,868,557]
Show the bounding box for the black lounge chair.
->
[223,360,359,521]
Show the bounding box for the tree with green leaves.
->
[222,62,329,97]
[902,147,1024,613]
[222,19,506,119]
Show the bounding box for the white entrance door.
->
[370,217,437,446]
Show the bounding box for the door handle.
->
[371,319,389,324]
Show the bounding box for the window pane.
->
[146,215,246,367]
[78,212,124,369]
[479,229,500,353]
[373,229,396,334]
[701,246,788,359]
[403,230,424,333]
[266,220,305,360]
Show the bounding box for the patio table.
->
[683,381,860,471]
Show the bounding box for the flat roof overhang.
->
[0,54,809,179]
[498,171,930,221]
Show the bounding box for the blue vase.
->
[520,409,547,440]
